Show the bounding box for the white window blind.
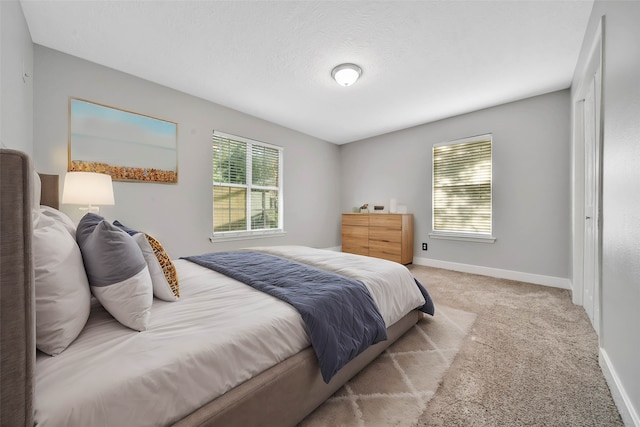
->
[432,134,492,237]
[212,131,283,237]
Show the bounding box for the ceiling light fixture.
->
[331,63,362,87]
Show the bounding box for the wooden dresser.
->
[341,213,414,264]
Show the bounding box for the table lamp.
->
[61,171,115,213]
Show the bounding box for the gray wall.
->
[340,90,571,281]
[33,46,342,257]
[0,0,33,155]
[573,1,640,424]
[5,1,638,422]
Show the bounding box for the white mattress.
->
[34,246,425,427]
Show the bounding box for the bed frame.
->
[0,149,421,426]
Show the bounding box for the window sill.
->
[428,232,496,243]
[209,230,287,243]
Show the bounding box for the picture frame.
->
[68,98,178,183]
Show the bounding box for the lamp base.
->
[79,205,100,214]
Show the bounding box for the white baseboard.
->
[412,256,572,290]
[600,348,640,426]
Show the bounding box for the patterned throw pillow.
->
[114,220,180,301]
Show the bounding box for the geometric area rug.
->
[299,305,477,426]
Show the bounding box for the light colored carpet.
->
[299,305,477,426]
[410,265,624,427]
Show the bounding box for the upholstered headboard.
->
[0,149,35,426]
[38,174,59,210]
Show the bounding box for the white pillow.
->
[132,233,180,301]
[33,211,91,356]
[76,213,153,331]
[90,267,153,330]
[39,205,76,238]
[31,169,42,227]
[32,169,41,209]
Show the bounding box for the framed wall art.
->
[68,98,178,183]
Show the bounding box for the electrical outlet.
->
[422,243,428,251]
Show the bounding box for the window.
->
[430,134,495,242]
[212,131,283,239]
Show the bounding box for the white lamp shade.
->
[62,172,115,206]
[332,63,362,86]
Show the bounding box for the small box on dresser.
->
[341,213,414,264]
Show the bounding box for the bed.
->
[0,149,434,427]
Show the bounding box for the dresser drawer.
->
[369,228,401,243]
[341,242,369,256]
[342,224,369,256]
[369,241,402,263]
[342,214,369,227]
[342,225,369,240]
[369,214,402,229]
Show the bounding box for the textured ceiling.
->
[20,0,593,144]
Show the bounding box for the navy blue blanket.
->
[183,251,388,383]
[415,279,435,316]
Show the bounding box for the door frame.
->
[571,17,604,336]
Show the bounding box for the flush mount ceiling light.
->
[331,63,362,86]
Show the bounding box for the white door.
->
[583,71,600,333]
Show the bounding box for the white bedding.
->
[251,246,425,327]
[34,246,425,427]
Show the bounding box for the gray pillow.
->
[76,213,153,331]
